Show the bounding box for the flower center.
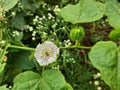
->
[40,48,52,59]
[45,52,50,57]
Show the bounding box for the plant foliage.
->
[1,0,120,90]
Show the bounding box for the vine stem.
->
[60,45,91,49]
[75,40,79,46]
[0,21,2,41]
[42,66,45,72]
[9,45,35,51]
[8,45,91,51]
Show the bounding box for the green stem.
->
[0,29,2,41]
[75,40,79,46]
[9,45,35,51]
[60,45,91,49]
[42,66,45,72]
[81,49,88,63]
[8,44,91,51]
[91,22,96,33]
[0,21,2,41]
[33,60,41,74]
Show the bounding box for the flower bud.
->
[70,27,85,42]
[109,29,120,41]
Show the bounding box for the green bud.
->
[70,27,85,42]
[109,29,120,41]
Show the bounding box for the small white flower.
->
[13,31,19,36]
[96,73,101,77]
[34,41,59,66]
[97,86,102,90]
[29,26,33,31]
[94,81,100,86]
[9,86,12,89]
[35,15,39,19]
[33,18,38,24]
[54,5,60,14]
[11,12,16,16]
[42,16,46,19]
[89,81,92,85]
[32,31,36,36]
[48,13,54,19]
[0,40,5,44]
[32,37,36,41]
[93,72,101,79]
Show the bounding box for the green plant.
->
[109,29,120,41]
[69,27,85,43]
[89,41,120,90]
[1,0,120,90]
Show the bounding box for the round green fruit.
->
[70,27,85,42]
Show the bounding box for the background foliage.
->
[1,0,120,90]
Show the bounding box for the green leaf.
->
[60,83,73,90]
[88,41,120,90]
[1,0,19,10]
[0,85,9,90]
[60,0,105,24]
[89,41,117,68]
[11,14,26,30]
[14,32,24,40]
[2,29,12,41]
[109,29,120,41]
[21,0,39,12]
[8,51,35,70]
[11,40,24,47]
[12,70,73,90]
[105,0,120,29]
[41,70,66,90]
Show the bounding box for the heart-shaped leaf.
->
[60,0,105,24]
[105,0,120,29]
[1,0,19,10]
[12,69,73,90]
[89,41,120,90]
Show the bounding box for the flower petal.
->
[34,41,59,66]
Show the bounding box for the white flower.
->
[94,81,100,86]
[97,86,102,90]
[93,72,101,79]
[96,73,101,77]
[29,26,33,31]
[34,41,59,66]
[48,13,54,19]
[0,40,5,44]
[32,31,36,36]
[32,37,36,41]
[11,12,16,16]
[54,5,60,14]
